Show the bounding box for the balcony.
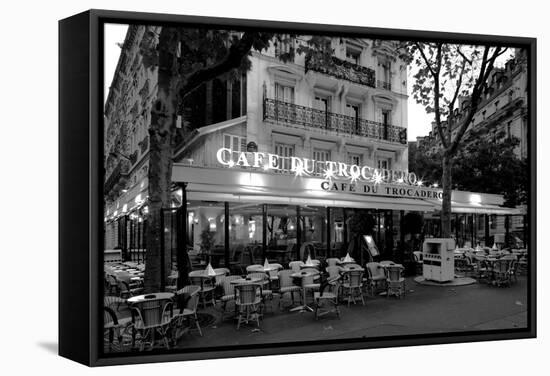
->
[104,160,130,195]
[263,98,407,144]
[305,54,376,88]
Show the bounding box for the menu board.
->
[363,235,380,257]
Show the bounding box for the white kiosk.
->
[422,238,455,282]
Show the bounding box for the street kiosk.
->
[422,238,455,282]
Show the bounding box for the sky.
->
[104,23,436,140]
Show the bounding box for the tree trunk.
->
[441,154,453,238]
[143,29,178,293]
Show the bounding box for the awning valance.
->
[425,199,523,215]
[187,188,435,212]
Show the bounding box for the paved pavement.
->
[174,275,528,349]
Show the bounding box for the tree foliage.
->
[404,41,509,237]
[452,130,527,207]
[410,131,527,208]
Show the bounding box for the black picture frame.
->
[59,9,537,367]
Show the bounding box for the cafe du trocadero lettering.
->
[216,148,443,200]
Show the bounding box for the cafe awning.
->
[187,187,435,212]
[425,199,523,215]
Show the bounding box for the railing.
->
[377,80,392,91]
[263,98,407,144]
[104,161,130,194]
[305,54,376,88]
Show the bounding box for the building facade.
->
[103,26,523,268]
[415,50,528,159]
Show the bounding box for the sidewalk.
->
[175,276,528,349]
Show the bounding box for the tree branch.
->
[449,58,467,113]
[415,42,436,77]
[448,47,496,155]
[456,47,472,65]
[432,43,449,150]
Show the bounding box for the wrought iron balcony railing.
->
[104,160,130,194]
[305,54,376,88]
[263,98,407,144]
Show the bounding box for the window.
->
[313,95,331,128]
[224,134,246,155]
[381,109,391,140]
[348,153,362,166]
[376,157,391,170]
[345,47,361,65]
[313,149,331,175]
[314,96,330,112]
[275,83,295,103]
[378,59,392,89]
[275,143,294,172]
[275,35,294,61]
[346,103,360,133]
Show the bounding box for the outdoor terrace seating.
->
[366,262,387,296]
[101,250,528,353]
[385,265,406,298]
[189,270,216,308]
[277,269,301,309]
[235,284,262,330]
[103,297,133,352]
[218,275,241,320]
[314,275,341,320]
[289,261,305,272]
[172,285,202,339]
[341,269,365,306]
[130,296,173,351]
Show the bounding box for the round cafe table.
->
[340,265,364,272]
[127,292,174,304]
[337,259,356,266]
[254,266,278,273]
[300,263,320,269]
[230,277,262,285]
[290,271,317,313]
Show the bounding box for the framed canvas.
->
[59,9,536,366]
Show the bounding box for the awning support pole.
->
[224,201,230,268]
[455,214,460,246]
[326,207,331,259]
[296,205,302,261]
[505,214,510,248]
[471,214,475,248]
[343,208,348,253]
[262,204,267,261]
[485,214,490,246]
[176,183,188,289]
[160,208,165,292]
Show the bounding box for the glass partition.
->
[187,200,225,267]
[228,202,264,266]
[264,204,297,263]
